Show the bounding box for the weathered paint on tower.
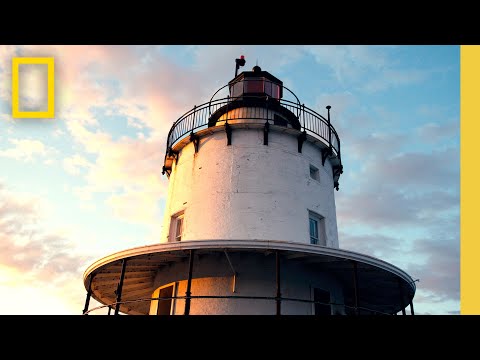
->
[160,129,339,247]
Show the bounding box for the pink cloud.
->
[0,181,93,314]
[65,120,168,227]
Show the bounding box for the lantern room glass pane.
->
[245,78,264,93]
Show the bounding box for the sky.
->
[0,45,459,315]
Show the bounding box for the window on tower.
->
[309,211,326,246]
[310,164,320,181]
[169,211,185,242]
[313,288,332,315]
[149,283,176,315]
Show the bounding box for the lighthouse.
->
[82,57,416,315]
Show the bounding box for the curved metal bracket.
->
[333,164,343,177]
[333,164,343,191]
[321,148,332,166]
[264,121,270,145]
[297,131,307,153]
[225,122,232,146]
[190,132,199,153]
[161,166,172,177]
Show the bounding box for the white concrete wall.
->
[150,252,346,315]
[160,126,339,248]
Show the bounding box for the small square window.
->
[310,165,320,181]
[169,211,184,242]
[310,218,319,244]
[309,211,326,246]
[175,216,183,241]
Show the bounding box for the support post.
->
[224,250,237,293]
[114,258,128,316]
[82,273,94,315]
[184,249,195,315]
[410,301,415,316]
[326,105,332,152]
[276,250,281,315]
[352,260,359,316]
[191,105,197,132]
[398,278,406,315]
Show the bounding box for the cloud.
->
[337,173,458,230]
[1,45,176,229]
[106,189,162,225]
[345,131,409,161]
[364,148,459,190]
[314,91,358,121]
[362,68,428,93]
[0,45,459,315]
[337,190,420,227]
[398,221,459,315]
[336,136,459,313]
[304,45,437,95]
[0,182,93,314]
[65,120,168,227]
[63,154,92,175]
[336,129,459,193]
[339,231,404,261]
[2,45,306,136]
[406,236,459,304]
[0,184,89,274]
[339,218,459,314]
[0,138,53,162]
[416,121,459,144]
[337,144,459,221]
[0,46,18,102]
[52,128,66,138]
[305,45,390,84]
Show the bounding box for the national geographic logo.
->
[11,57,55,119]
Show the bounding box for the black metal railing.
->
[164,85,341,165]
[83,294,404,316]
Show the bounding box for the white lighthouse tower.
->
[82,57,416,315]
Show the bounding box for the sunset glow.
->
[0,45,459,314]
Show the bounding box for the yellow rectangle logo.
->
[11,57,55,119]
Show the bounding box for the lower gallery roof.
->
[83,240,416,315]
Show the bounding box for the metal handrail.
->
[164,94,341,165]
[83,295,399,316]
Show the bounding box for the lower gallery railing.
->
[83,295,414,316]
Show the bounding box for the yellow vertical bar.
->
[461,45,480,314]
